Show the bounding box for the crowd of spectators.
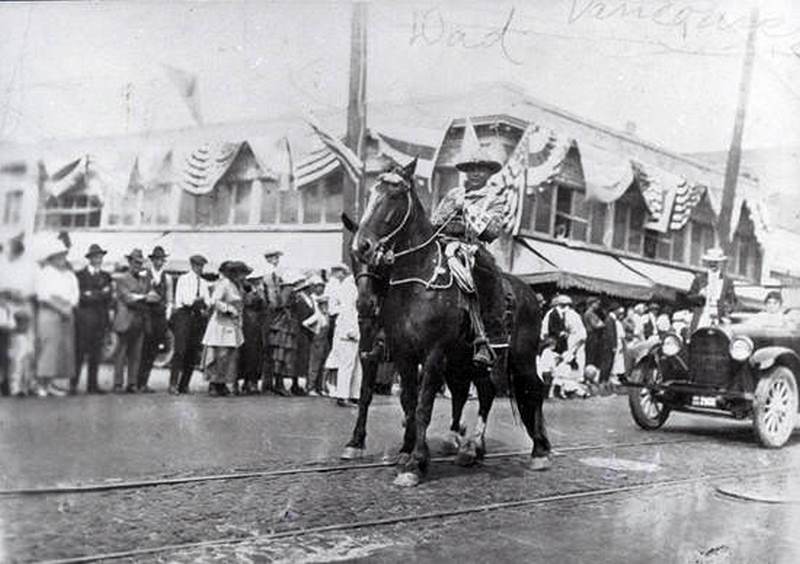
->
[0,232,364,407]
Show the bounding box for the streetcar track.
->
[0,437,701,497]
[35,462,800,564]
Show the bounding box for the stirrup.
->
[472,338,495,367]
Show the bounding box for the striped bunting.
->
[305,115,364,185]
[294,149,340,188]
[179,142,241,195]
[633,161,702,233]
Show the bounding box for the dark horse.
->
[340,213,488,466]
[351,159,551,486]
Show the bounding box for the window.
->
[279,190,299,224]
[302,183,322,224]
[3,190,23,225]
[260,180,279,224]
[671,228,685,263]
[732,233,761,280]
[612,200,646,255]
[177,181,252,226]
[643,230,672,261]
[533,184,554,234]
[554,186,589,241]
[689,221,715,266]
[140,184,172,226]
[324,175,343,224]
[232,181,252,225]
[589,202,606,246]
[42,194,102,229]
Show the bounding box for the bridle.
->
[365,172,455,267]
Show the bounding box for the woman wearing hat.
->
[267,272,303,396]
[34,237,79,396]
[237,268,267,395]
[201,261,250,396]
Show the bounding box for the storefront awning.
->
[618,258,696,292]
[512,237,654,300]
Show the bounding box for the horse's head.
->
[342,212,387,319]
[351,158,418,264]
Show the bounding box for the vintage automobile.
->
[624,310,800,448]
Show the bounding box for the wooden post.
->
[341,1,368,259]
[717,6,759,255]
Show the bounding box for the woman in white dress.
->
[324,274,361,407]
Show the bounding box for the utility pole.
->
[342,1,368,259]
[717,6,759,254]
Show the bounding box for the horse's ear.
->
[400,157,418,182]
[341,213,358,233]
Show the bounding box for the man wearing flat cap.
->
[73,243,113,394]
[684,247,737,333]
[137,246,173,392]
[168,254,210,394]
[113,248,158,393]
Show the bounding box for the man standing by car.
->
[168,254,210,394]
[686,247,737,332]
[73,243,113,394]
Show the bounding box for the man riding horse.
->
[430,130,508,368]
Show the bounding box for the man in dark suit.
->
[684,247,737,333]
[73,244,113,394]
[137,246,172,393]
[113,249,157,393]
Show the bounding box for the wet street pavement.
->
[1,367,799,563]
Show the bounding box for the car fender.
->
[630,337,661,367]
[750,347,800,375]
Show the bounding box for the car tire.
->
[628,362,670,430]
[753,366,798,449]
[153,329,175,369]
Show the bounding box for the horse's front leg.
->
[395,348,445,487]
[394,357,418,468]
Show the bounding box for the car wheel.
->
[753,366,798,448]
[628,363,670,430]
[153,329,175,369]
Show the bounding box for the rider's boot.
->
[469,298,495,367]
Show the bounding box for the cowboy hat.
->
[330,262,350,273]
[126,248,145,262]
[263,249,284,259]
[454,118,503,174]
[701,247,727,263]
[306,274,325,287]
[149,246,168,259]
[84,243,108,258]
[280,271,305,287]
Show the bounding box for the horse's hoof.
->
[393,471,420,487]
[340,446,364,460]
[442,432,462,455]
[455,442,477,467]
[396,452,412,466]
[529,456,552,472]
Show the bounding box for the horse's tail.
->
[502,273,542,427]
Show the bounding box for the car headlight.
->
[661,334,682,357]
[729,336,754,361]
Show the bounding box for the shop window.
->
[643,230,672,261]
[589,202,606,246]
[612,203,627,250]
[732,233,760,280]
[42,194,102,229]
[671,228,685,263]
[2,190,23,225]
